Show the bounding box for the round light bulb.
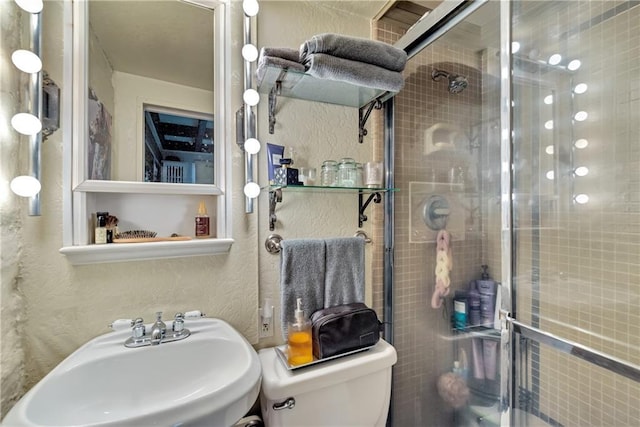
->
[242,0,259,16]
[574,111,588,122]
[567,59,581,71]
[11,113,42,135]
[244,182,261,198]
[242,44,259,62]
[512,42,521,54]
[574,166,589,177]
[543,94,553,105]
[15,0,43,13]
[574,194,589,204]
[545,145,554,155]
[548,54,562,65]
[11,49,42,73]
[244,138,261,154]
[243,89,260,106]
[544,120,554,130]
[574,138,589,149]
[10,176,41,197]
[546,170,555,180]
[574,83,588,94]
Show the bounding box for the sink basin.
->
[3,318,261,426]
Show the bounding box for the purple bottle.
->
[476,265,496,326]
[467,281,481,326]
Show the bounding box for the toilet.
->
[258,339,397,427]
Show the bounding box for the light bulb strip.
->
[242,3,259,211]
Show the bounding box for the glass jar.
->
[320,160,338,186]
[337,157,357,187]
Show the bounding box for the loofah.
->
[437,372,470,408]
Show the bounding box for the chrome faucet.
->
[124,312,191,348]
[150,312,166,345]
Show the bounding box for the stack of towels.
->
[256,33,407,93]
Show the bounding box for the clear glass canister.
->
[321,160,338,186]
[337,157,357,187]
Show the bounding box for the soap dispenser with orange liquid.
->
[287,298,313,366]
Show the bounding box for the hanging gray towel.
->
[324,237,365,308]
[303,53,405,93]
[280,239,326,340]
[299,33,408,72]
[256,47,306,84]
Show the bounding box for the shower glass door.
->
[510,1,640,425]
[377,1,505,425]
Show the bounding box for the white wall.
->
[111,71,213,181]
[0,0,381,417]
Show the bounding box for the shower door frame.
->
[385,0,640,425]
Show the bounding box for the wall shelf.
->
[267,186,397,231]
[60,238,234,265]
[257,65,395,142]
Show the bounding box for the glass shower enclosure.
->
[377,1,640,425]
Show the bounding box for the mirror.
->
[87,0,216,183]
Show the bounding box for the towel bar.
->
[265,231,372,255]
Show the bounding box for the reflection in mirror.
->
[88,0,215,183]
[143,106,214,184]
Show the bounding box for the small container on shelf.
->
[321,160,338,186]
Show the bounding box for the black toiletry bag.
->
[310,302,381,359]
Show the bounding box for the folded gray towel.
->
[324,237,365,308]
[261,47,300,63]
[280,239,326,340]
[300,33,407,72]
[256,56,306,84]
[303,53,405,92]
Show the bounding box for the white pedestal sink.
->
[3,318,261,426]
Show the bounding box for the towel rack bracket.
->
[359,99,382,144]
[359,190,382,227]
[269,188,283,231]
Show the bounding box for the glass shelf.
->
[267,184,398,193]
[257,65,396,108]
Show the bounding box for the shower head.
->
[431,68,468,94]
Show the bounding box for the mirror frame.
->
[66,0,231,247]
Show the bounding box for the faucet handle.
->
[132,318,145,339]
[173,312,185,333]
[154,311,167,333]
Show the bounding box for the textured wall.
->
[0,0,27,415]
[255,1,379,348]
[0,0,382,419]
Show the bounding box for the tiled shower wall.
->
[373,17,497,426]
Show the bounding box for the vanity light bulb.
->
[15,0,43,13]
[242,44,259,62]
[545,170,554,180]
[548,54,562,65]
[543,95,553,105]
[242,0,259,17]
[244,182,261,198]
[511,41,521,54]
[574,111,588,122]
[574,194,589,204]
[574,83,588,94]
[567,59,581,71]
[243,89,260,106]
[11,49,42,73]
[574,138,589,149]
[544,120,553,130]
[11,113,42,135]
[244,138,261,154]
[574,166,589,177]
[545,145,554,155]
[10,176,41,197]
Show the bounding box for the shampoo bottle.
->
[195,200,210,238]
[287,298,313,366]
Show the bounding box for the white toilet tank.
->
[258,339,396,427]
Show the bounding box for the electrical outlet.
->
[259,305,274,338]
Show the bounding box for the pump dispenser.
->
[287,298,313,366]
